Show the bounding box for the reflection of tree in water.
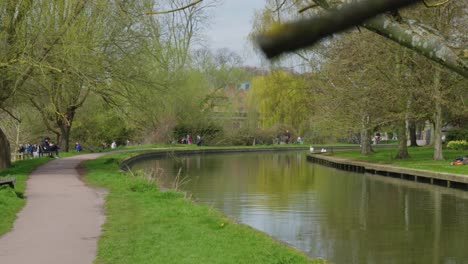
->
[308,171,468,263]
[131,152,468,263]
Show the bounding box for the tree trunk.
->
[408,119,418,147]
[0,128,11,169]
[395,120,409,159]
[57,109,76,152]
[432,69,444,160]
[360,129,373,155]
[58,124,71,152]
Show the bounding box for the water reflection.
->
[132,151,468,264]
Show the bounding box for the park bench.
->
[42,149,54,157]
[0,177,16,188]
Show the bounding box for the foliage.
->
[447,140,468,151]
[173,122,223,145]
[69,95,134,150]
[446,128,468,141]
[217,126,277,146]
[249,70,313,134]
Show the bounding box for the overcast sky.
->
[204,1,266,66]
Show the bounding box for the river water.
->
[131,151,468,264]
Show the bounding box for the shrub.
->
[173,122,222,145]
[447,140,468,150]
[446,128,468,141]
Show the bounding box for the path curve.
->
[0,153,106,264]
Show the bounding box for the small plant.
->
[172,168,190,191]
[447,140,468,150]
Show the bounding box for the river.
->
[131,151,468,264]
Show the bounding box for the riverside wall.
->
[307,153,468,191]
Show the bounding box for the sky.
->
[203,1,266,66]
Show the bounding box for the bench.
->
[42,149,54,157]
[0,177,16,188]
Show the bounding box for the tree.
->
[123,0,217,142]
[249,70,313,135]
[20,0,139,151]
[256,0,468,78]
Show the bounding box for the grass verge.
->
[84,152,323,264]
[331,147,468,175]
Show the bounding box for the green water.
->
[131,151,468,264]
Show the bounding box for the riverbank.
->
[308,147,468,190]
[83,151,322,264]
[329,147,468,175]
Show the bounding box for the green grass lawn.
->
[331,147,468,175]
[84,153,323,264]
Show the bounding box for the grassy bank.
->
[84,152,322,264]
[0,158,52,235]
[331,147,468,175]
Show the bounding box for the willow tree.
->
[249,70,313,135]
[0,0,73,167]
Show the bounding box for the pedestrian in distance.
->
[75,142,82,152]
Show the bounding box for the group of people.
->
[276,130,303,144]
[17,137,60,159]
[180,134,202,146]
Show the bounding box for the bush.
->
[210,125,298,146]
[447,140,468,150]
[173,122,222,145]
[446,128,468,141]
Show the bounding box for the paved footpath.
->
[0,153,106,264]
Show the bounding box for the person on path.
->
[75,142,82,152]
[48,141,60,158]
[111,141,117,149]
[285,130,291,144]
[196,135,202,146]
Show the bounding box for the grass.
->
[331,146,468,175]
[84,152,323,264]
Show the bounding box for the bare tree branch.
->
[256,0,468,77]
[423,0,450,8]
[257,0,418,58]
[272,0,288,12]
[298,3,319,13]
[0,107,21,123]
[145,0,203,15]
[362,15,467,78]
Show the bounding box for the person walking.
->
[285,130,291,144]
[75,142,82,152]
